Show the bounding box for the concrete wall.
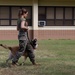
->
[38,30,75,40]
[0,30,33,40]
[38,0,75,40]
[0,0,75,40]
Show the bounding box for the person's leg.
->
[26,43,36,65]
[12,40,27,65]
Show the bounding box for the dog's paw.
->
[32,62,40,66]
[19,62,25,66]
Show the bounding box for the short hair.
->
[18,8,28,17]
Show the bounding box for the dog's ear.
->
[34,38,37,41]
[31,38,37,42]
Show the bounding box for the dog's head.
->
[30,38,38,49]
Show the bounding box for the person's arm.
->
[21,20,28,30]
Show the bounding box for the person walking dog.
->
[12,8,36,65]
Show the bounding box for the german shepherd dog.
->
[0,39,38,66]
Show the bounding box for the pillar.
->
[32,0,38,39]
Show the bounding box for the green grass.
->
[0,39,75,75]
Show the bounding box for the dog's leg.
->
[6,52,13,66]
[23,56,27,64]
[20,56,27,66]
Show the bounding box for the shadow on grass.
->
[0,62,8,68]
[0,62,33,68]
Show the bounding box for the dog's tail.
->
[0,44,12,50]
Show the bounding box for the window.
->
[74,8,75,25]
[56,8,63,19]
[46,7,54,19]
[38,6,75,26]
[65,8,72,19]
[46,7,54,26]
[0,6,32,26]
[0,7,9,19]
[55,8,63,26]
[38,7,46,20]
[0,7,9,25]
[64,8,73,26]
[11,7,20,26]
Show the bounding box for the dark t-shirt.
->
[17,17,28,40]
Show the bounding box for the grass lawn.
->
[0,40,75,75]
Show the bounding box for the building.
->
[0,0,75,40]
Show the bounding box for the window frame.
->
[38,6,75,26]
[0,6,32,26]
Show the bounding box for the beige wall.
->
[0,0,33,5]
[1,0,75,6]
[39,0,75,6]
